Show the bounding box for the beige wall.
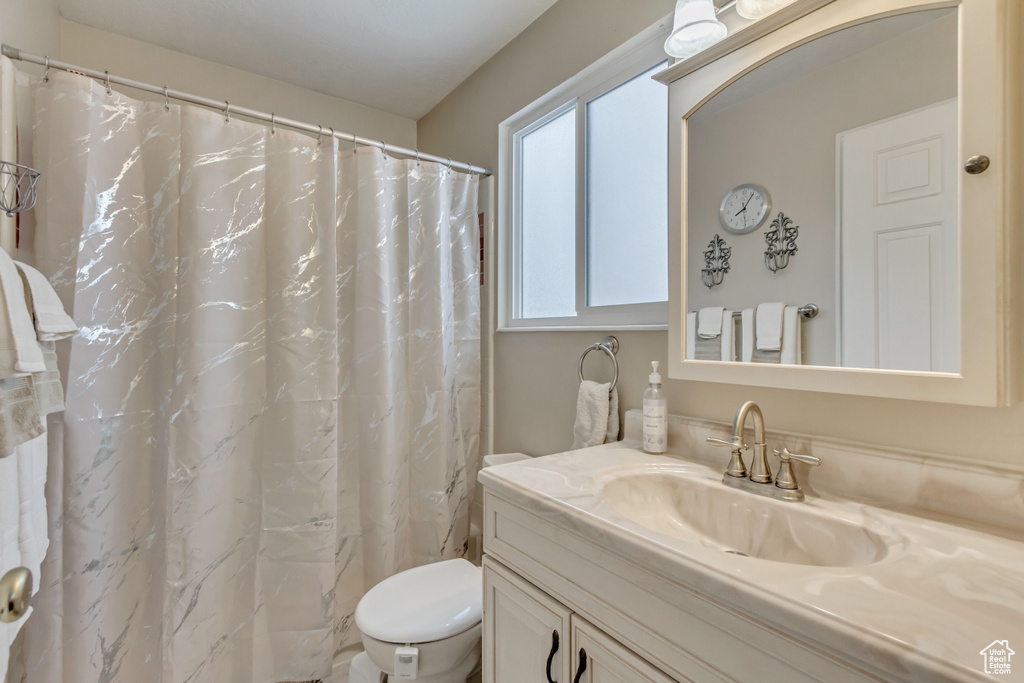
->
[59,20,416,148]
[0,7,415,150]
[418,1,1024,468]
[687,14,956,366]
[0,0,61,77]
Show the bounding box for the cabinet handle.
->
[572,648,588,683]
[545,630,559,683]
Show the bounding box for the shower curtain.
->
[21,70,480,683]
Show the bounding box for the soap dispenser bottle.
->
[643,361,667,454]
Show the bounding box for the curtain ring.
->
[270,113,276,135]
[352,136,358,153]
[381,142,388,158]
[328,127,335,146]
[163,85,170,111]
[415,149,421,167]
[317,125,323,145]
[224,100,231,123]
[104,70,111,95]
[446,157,453,173]
[43,56,50,83]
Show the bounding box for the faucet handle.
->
[707,436,748,478]
[772,448,819,491]
[773,448,820,467]
[707,436,747,450]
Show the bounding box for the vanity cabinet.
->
[569,616,679,683]
[483,557,676,683]
[481,489,884,682]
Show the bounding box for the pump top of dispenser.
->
[649,361,661,385]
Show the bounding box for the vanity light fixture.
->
[735,0,799,20]
[664,0,728,60]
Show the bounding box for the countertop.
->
[479,438,1024,682]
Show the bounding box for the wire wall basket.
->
[0,161,41,217]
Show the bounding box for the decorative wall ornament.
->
[764,211,799,273]
[701,233,731,288]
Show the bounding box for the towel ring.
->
[578,336,619,392]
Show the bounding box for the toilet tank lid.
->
[355,558,483,643]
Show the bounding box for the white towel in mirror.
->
[755,301,785,351]
[741,309,755,362]
[748,305,802,364]
[780,305,802,365]
[688,310,735,361]
[697,307,725,338]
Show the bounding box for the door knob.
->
[0,566,32,623]
[964,155,990,174]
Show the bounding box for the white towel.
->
[0,435,47,678]
[0,58,47,678]
[571,380,618,449]
[688,310,735,361]
[720,309,735,361]
[0,249,44,375]
[755,302,785,351]
[15,262,77,341]
[780,305,802,365]
[741,309,755,362]
[697,307,725,339]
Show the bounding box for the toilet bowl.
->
[354,558,483,682]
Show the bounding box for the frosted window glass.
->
[586,63,668,307]
[520,109,576,319]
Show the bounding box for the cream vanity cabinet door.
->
[483,557,571,683]
[569,616,681,683]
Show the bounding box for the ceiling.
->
[56,0,560,120]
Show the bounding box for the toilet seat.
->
[355,558,483,643]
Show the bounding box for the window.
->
[499,25,670,329]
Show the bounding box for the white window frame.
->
[497,16,673,331]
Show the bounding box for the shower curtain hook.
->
[223,101,231,123]
[163,85,170,111]
[104,70,111,95]
[446,157,453,174]
[43,56,50,83]
[317,125,323,145]
[328,127,335,147]
[415,149,421,166]
[270,113,276,135]
[351,136,358,153]
[381,142,388,158]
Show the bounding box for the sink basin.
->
[598,465,896,567]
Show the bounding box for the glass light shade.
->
[664,0,728,59]
[735,0,798,19]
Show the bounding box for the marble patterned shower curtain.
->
[21,70,480,683]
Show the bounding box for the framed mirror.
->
[662,0,1018,406]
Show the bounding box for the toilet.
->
[351,558,483,682]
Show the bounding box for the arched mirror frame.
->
[663,0,1020,406]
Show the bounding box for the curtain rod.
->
[0,44,492,177]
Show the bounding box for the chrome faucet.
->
[707,401,820,502]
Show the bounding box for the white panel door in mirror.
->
[838,99,958,372]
